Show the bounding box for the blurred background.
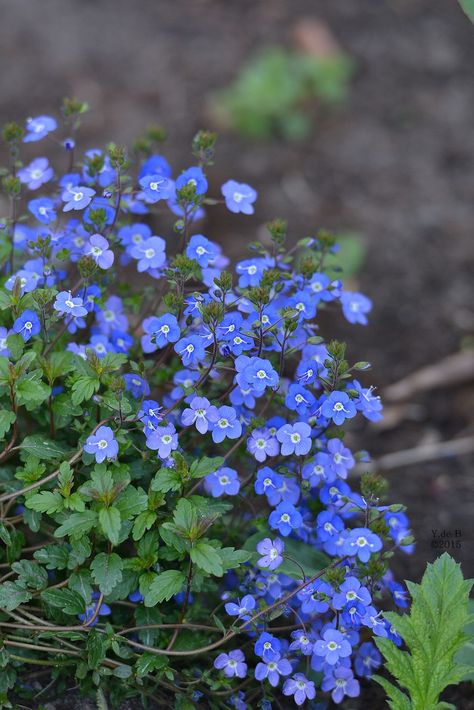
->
[1,0,473,580]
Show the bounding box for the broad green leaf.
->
[455,599,474,681]
[189,456,225,479]
[87,629,108,668]
[99,506,122,546]
[151,467,183,493]
[12,560,48,590]
[190,542,224,577]
[144,570,185,606]
[218,547,252,570]
[0,581,32,610]
[69,569,93,603]
[91,552,123,595]
[19,435,69,461]
[25,490,64,514]
[0,409,15,438]
[41,587,86,615]
[459,0,474,22]
[136,653,169,678]
[113,664,132,678]
[15,370,51,409]
[55,510,98,539]
[71,375,100,406]
[132,510,157,541]
[0,521,11,546]
[173,498,198,535]
[115,485,148,519]
[34,544,69,570]
[374,554,473,709]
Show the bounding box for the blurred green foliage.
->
[458,0,474,22]
[213,47,354,141]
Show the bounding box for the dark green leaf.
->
[144,570,185,606]
[55,510,98,539]
[99,506,122,546]
[91,552,123,595]
[0,581,31,611]
[189,456,225,479]
[190,542,223,577]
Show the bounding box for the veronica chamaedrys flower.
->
[285,383,316,416]
[18,158,53,190]
[62,185,96,212]
[122,373,150,399]
[256,537,284,571]
[145,423,178,460]
[235,355,279,394]
[247,428,279,462]
[186,234,219,268]
[354,641,382,678]
[85,234,114,270]
[255,654,292,687]
[352,379,383,422]
[205,467,240,497]
[130,236,166,272]
[138,174,172,203]
[221,180,257,215]
[283,674,316,706]
[13,310,41,342]
[84,426,118,463]
[23,114,57,142]
[276,422,312,457]
[344,527,383,563]
[210,405,242,443]
[176,166,208,195]
[268,502,302,537]
[225,594,256,620]
[332,576,371,610]
[321,391,357,426]
[313,628,352,665]
[77,591,111,626]
[174,334,206,367]
[181,396,218,435]
[321,666,360,703]
[214,650,247,678]
[340,291,372,325]
[28,197,56,224]
[141,313,180,352]
[54,291,88,318]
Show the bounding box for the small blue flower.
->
[235,355,279,394]
[247,428,279,463]
[174,335,206,366]
[283,674,316,705]
[54,291,88,318]
[340,291,372,325]
[123,374,150,399]
[235,258,267,288]
[344,527,383,563]
[285,384,316,416]
[84,426,118,463]
[186,234,219,267]
[138,174,172,203]
[321,665,360,703]
[145,423,178,460]
[62,185,96,212]
[221,180,257,215]
[269,502,302,537]
[255,632,281,662]
[256,537,284,571]
[18,158,53,190]
[205,467,240,497]
[13,310,41,342]
[327,438,355,478]
[23,115,57,142]
[255,654,292,687]
[0,327,11,357]
[352,379,383,422]
[85,234,114,270]
[313,628,352,665]
[176,166,208,195]
[214,650,247,678]
[141,314,180,352]
[316,511,345,543]
[354,641,382,678]
[78,592,112,626]
[28,197,56,224]
[181,396,218,435]
[276,422,312,457]
[210,405,242,443]
[361,606,388,637]
[225,594,256,620]
[332,576,371,610]
[130,236,166,272]
[320,391,357,425]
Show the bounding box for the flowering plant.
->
[0,103,414,708]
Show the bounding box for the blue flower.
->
[18,158,53,190]
[255,654,292,687]
[276,422,312,456]
[54,291,88,318]
[123,374,150,399]
[302,453,336,487]
[321,666,360,703]
[0,327,11,357]
[141,314,180,352]
[354,641,382,678]
[174,335,206,366]
[256,537,284,571]
[85,234,114,270]
[87,334,115,358]
[327,438,355,478]
[128,589,144,603]
[285,384,316,416]
[221,180,257,215]
[138,174,172,203]
[283,674,316,705]
[176,166,208,195]
[269,502,303,537]
[255,632,281,662]
[254,467,284,499]
[320,391,357,425]
[205,467,240,497]
[316,511,344,543]
[313,628,352,665]
[77,592,112,626]
[84,426,118,463]
[225,594,256,620]
[388,581,410,608]
[247,428,279,462]
[298,579,333,614]
[28,197,56,224]
[23,115,57,142]
[130,236,166,272]
[308,272,334,302]
[332,576,371,611]
[214,650,247,678]
[62,185,96,212]
[340,291,372,325]
[361,606,387,637]
[138,154,172,180]
[235,355,279,394]
[210,405,242,443]
[235,258,267,288]
[13,310,41,342]
[352,379,383,422]
[186,234,219,267]
[138,400,163,429]
[145,423,178,460]
[181,396,218,435]
[344,527,383,562]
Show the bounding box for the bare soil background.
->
[1,0,473,707]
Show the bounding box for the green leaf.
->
[112,664,133,679]
[459,0,474,22]
[69,569,93,603]
[6,333,24,360]
[151,467,183,493]
[132,510,157,541]
[87,629,108,668]
[189,456,225,479]
[374,554,473,709]
[41,587,86,615]
[217,547,252,570]
[0,409,16,438]
[144,570,185,606]
[0,581,32,610]
[0,521,12,546]
[12,560,48,590]
[15,370,51,410]
[455,599,474,681]
[115,485,148,520]
[91,552,123,595]
[55,510,98,539]
[25,490,64,514]
[99,506,122,546]
[190,542,224,577]
[172,498,198,535]
[136,652,169,678]
[34,544,69,570]
[71,375,100,406]
[19,435,68,461]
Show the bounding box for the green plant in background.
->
[212,47,354,141]
[374,554,473,710]
[458,0,474,22]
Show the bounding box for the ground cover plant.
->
[0,103,461,709]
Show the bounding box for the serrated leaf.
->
[25,490,64,514]
[217,547,252,570]
[0,521,11,546]
[55,510,98,539]
[16,370,51,409]
[189,456,225,479]
[0,581,32,610]
[151,467,182,493]
[91,552,123,595]
[19,435,68,461]
[12,560,48,590]
[99,506,122,546]
[190,542,223,577]
[41,587,86,615]
[132,510,157,541]
[136,652,169,677]
[71,375,100,406]
[0,409,16,438]
[87,629,108,668]
[144,570,185,606]
[34,544,69,570]
[69,569,93,603]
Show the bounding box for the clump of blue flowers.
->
[0,104,413,708]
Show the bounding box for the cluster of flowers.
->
[1,110,413,707]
